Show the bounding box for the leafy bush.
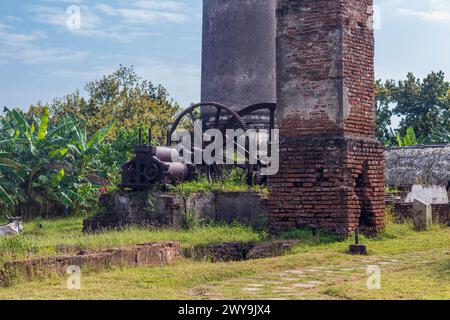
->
[45,66,180,143]
[0,107,114,218]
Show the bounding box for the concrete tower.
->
[268,0,385,237]
[201,0,276,126]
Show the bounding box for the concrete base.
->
[84,190,268,233]
[215,192,267,225]
[83,190,184,233]
[348,244,368,255]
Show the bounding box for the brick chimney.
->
[268,0,385,237]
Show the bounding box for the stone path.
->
[189,249,449,300]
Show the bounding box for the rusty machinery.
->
[120,102,276,190]
[120,128,195,189]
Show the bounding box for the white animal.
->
[0,216,24,236]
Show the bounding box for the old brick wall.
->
[386,188,450,226]
[268,0,385,237]
[389,203,450,226]
[342,0,376,135]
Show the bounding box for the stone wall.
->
[214,192,268,226]
[84,190,268,233]
[386,189,450,226]
[268,0,385,237]
[186,240,299,262]
[83,190,185,232]
[391,203,450,226]
[1,242,181,285]
[184,191,268,226]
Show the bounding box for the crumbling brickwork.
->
[268,0,385,237]
[386,188,450,226]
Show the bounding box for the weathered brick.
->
[269,0,385,237]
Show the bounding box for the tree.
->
[375,79,395,145]
[375,71,450,146]
[95,128,140,185]
[392,71,450,138]
[44,65,180,144]
[423,127,450,144]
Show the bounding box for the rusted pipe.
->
[155,147,179,162]
[164,162,192,181]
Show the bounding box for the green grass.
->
[0,217,449,300]
[169,176,269,197]
[0,217,264,264]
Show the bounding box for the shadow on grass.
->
[435,257,450,280]
[277,228,343,247]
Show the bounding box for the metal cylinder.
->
[201,0,276,128]
[155,147,179,163]
[164,162,192,181]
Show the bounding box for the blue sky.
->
[0,0,449,110]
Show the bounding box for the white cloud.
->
[399,8,450,22]
[133,1,186,11]
[27,4,102,29]
[2,16,23,23]
[398,0,450,22]
[95,2,188,25]
[66,24,161,43]
[111,8,187,24]
[428,0,450,10]
[1,30,47,44]
[26,1,184,42]
[6,48,90,64]
[95,4,119,16]
[0,23,89,64]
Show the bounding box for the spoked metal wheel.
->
[167,102,254,184]
[223,103,277,186]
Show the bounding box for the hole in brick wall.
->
[355,172,364,189]
[315,168,329,187]
[355,161,372,231]
[356,21,366,35]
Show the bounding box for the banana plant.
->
[395,127,425,146]
[0,107,114,215]
[0,152,19,205]
[67,121,115,177]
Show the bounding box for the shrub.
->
[0,107,113,218]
